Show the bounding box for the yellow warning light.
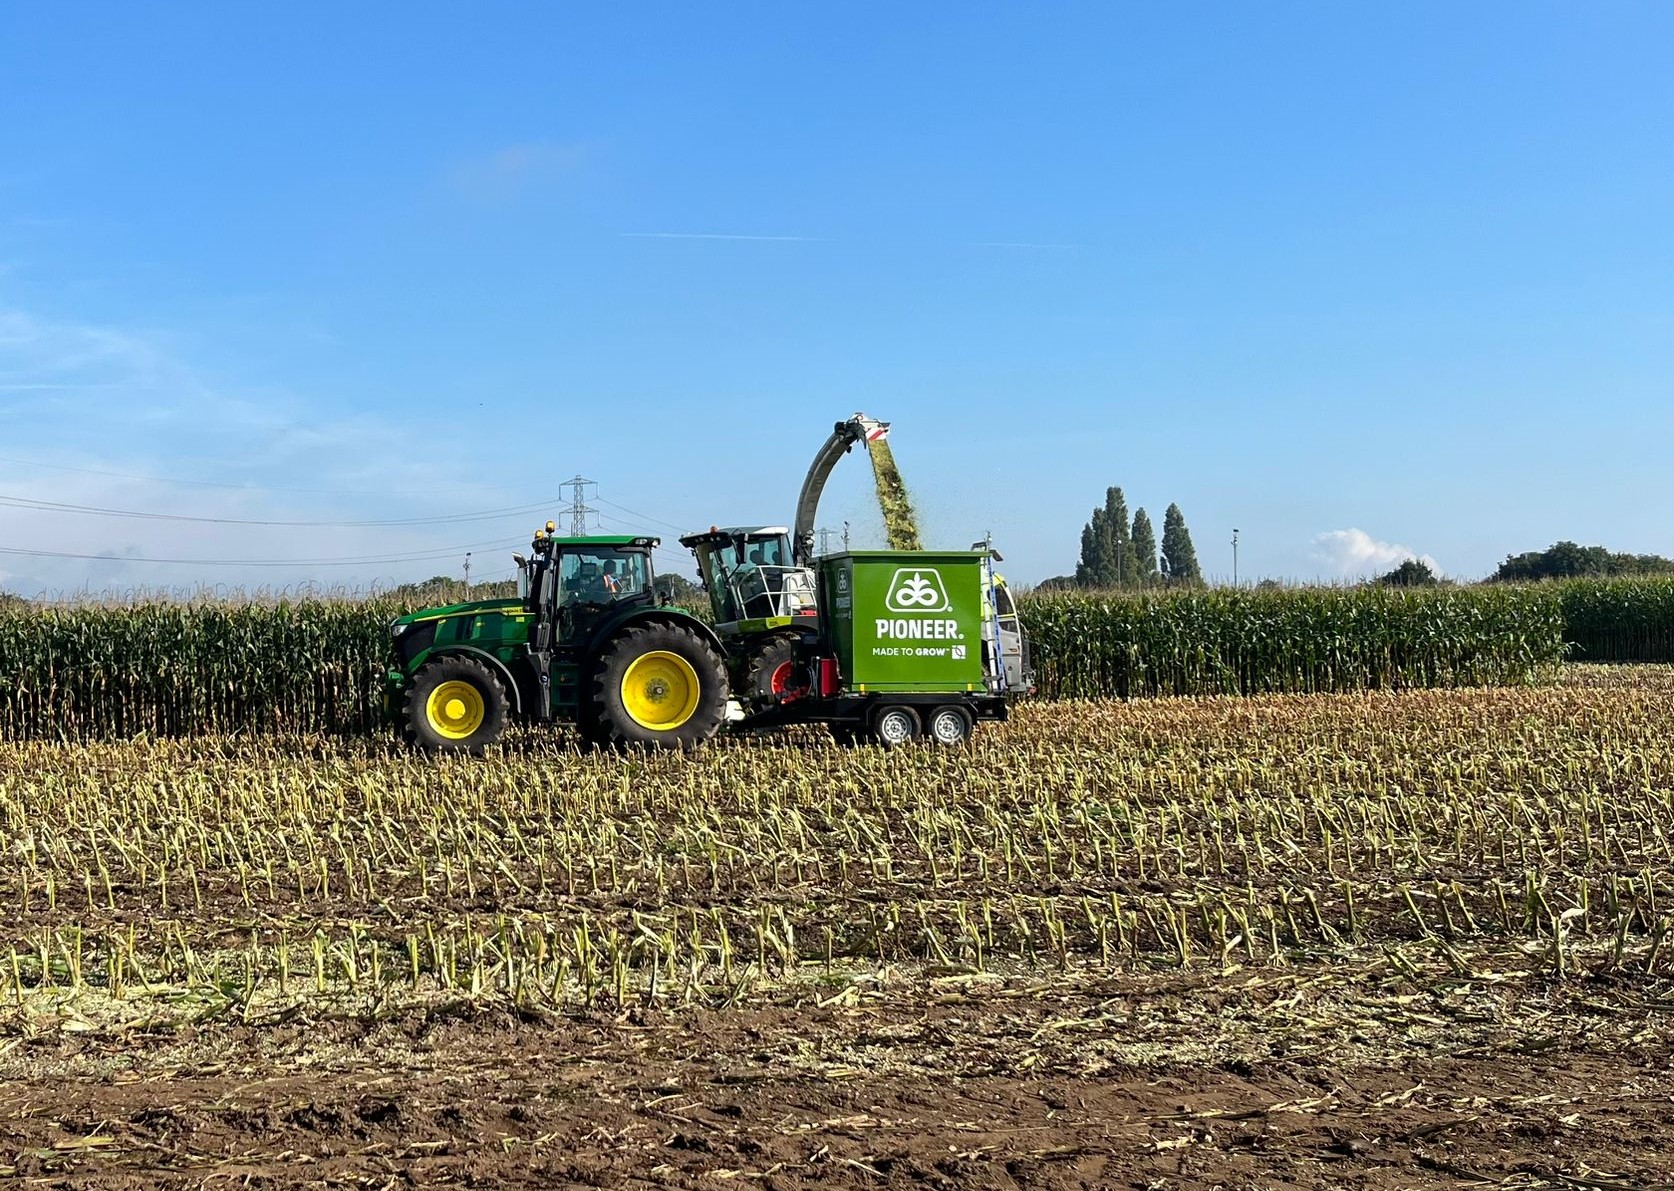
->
[546,521,556,533]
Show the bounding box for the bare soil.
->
[5,955,1673,1190]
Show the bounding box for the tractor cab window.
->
[735,536,787,568]
[558,548,649,606]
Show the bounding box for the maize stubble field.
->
[4,665,1674,1187]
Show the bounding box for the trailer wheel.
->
[926,705,973,746]
[591,623,728,749]
[872,705,920,748]
[742,634,807,705]
[403,655,507,755]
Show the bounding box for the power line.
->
[0,453,487,499]
[0,492,557,528]
[595,497,694,536]
[0,535,525,568]
[589,512,692,562]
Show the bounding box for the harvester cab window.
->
[558,549,649,606]
[697,546,741,622]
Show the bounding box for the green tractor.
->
[386,524,729,752]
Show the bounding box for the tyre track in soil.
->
[4,962,1672,1190]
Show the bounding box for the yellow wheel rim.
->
[426,679,486,740]
[621,650,701,731]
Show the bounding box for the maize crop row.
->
[1,579,1664,741]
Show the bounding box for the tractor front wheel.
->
[403,655,508,754]
[591,624,728,749]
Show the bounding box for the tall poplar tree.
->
[1102,487,1133,586]
[1160,503,1202,585]
[1075,510,1106,586]
[1131,508,1160,586]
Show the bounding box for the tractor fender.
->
[423,645,524,714]
[591,608,726,661]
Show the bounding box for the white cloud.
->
[1312,528,1439,578]
[445,141,586,204]
[0,304,533,598]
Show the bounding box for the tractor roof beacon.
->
[387,524,728,753]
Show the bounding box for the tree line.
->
[1492,541,1674,582]
[1042,487,1202,590]
[1051,489,1674,592]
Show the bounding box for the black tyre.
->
[871,705,921,748]
[403,654,508,755]
[590,622,728,749]
[741,634,807,706]
[573,696,608,748]
[926,704,974,746]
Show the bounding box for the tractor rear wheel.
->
[590,623,728,749]
[404,655,507,754]
[742,634,807,706]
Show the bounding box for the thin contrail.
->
[0,383,139,391]
[620,232,1084,248]
[621,232,817,242]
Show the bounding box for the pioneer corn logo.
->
[885,568,950,612]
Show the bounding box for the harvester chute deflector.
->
[791,413,890,566]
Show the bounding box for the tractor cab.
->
[518,531,659,639]
[680,526,818,629]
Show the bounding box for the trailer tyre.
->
[404,655,507,755]
[742,635,807,706]
[927,705,974,746]
[591,623,728,749]
[872,705,921,748]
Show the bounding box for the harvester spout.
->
[792,413,890,565]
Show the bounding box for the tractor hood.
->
[390,597,525,630]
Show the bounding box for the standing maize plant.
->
[1558,578,1674,662]
[0,597,399,740]
[1017,584,1565,701]
[0,581,1589,741]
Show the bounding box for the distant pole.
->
[463,551,472,594]
[818,527,835,556]
[842,521,851,551]
[1231,529,1240,587]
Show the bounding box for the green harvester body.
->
[819,551,989,694]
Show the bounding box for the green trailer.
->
[739,549,1032,745]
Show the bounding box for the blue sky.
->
[2,3,1671,595]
